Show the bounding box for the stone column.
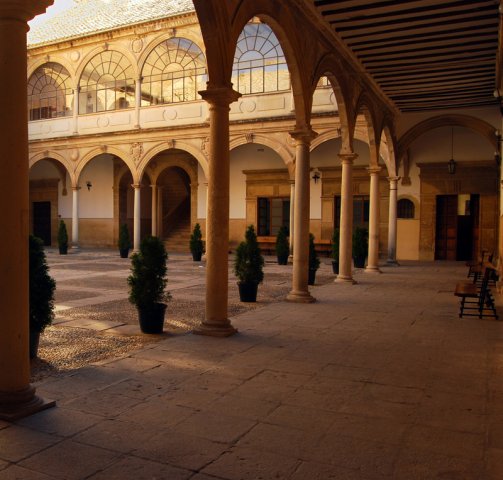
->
[73,85,79,134]
[286,128,316,303]
[194,87,240,337]
[337,153,358,283]
[0,0,55,421]
[289,180,295,260]
[387,176,400,265]
[71,186,80,249]
[134,76,142,129]
[366,167,382,272]
[151,184,157,236]
[133,183,141,251]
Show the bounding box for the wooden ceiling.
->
[313,0,500,112]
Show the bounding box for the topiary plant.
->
[58,220,68,254]
[352,226,368,268]
[234,225,264,302]
[275,225,289,265]
[29,235,56,358]
[309,233,320,272]
[118,223,131,258]
[331,228,339,274]
[128,236,170,333]
[189,223,204,261]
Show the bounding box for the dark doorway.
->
[435,194,479,261]
[33,201,52,246]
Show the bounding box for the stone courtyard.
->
[1,251,503,479]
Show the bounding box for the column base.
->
[365,266,382,273]
[335,275,358,284]
[0,385,55,422]
[288,254,293,264]
[386,260,400,266]
[286,290,316,303]
[193,321,237,337]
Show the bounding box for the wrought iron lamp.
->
[447,127,456,175]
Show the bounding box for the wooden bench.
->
[257,237,332,257]
[454,264,498,320]
[466,250,493,279]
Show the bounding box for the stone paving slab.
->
[5,256,503,479]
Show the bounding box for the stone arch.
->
[353,93,381,167]
[140,141,209,180]
[230,8,311,127]
[138,31,207,71]
[311,54,352,153]
[28,56,76,81]
[75,147,135,185]
[229,134,293,168]
[397,114,498,163]
[379,122,398,177]
[75,45,140,82]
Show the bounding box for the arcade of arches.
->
[0,0,502,420]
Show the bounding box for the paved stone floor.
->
[1,252,503,479]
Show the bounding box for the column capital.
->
[367,166,382,175]
[0,1,53,23]
[387,176,401,187]
[338,152,358,164]
[131,183,141,189]
[289,127,317,145]
[198,86,241,107]
[72,186,81,192]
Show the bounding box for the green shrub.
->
[331,228,339,261]
[234,225,264,285]
[128,236,169,309]
[275,225,290,258]
[57,220,68,251]
[29,235,56,333]
[189,223,204,256]
[118,223,131,251]
[352,226,368,259]
[309,233,320,272]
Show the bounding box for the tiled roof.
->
[28,0,195,47]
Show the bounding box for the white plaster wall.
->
[398,125,495,203]
[396,106,500,136]
[78,155,114,218]
[229,143,287,219]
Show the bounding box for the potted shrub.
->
[118,223,131,258]
[58,220,68,254]
[234,225,264,302]
[127,236,170,334]
[352,226,368,268]
[275,225,289,265]
[189,223,204,261]
[29,235,56,359]
[331,228,339,274]
[308,233,321,285]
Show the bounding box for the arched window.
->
[398,198,415,219]
[79,51,135,114]
[28,63,73,120]
[141,38,207,105]
[232,23,290,95]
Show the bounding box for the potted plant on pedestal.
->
[58,220,68,254]
[308,233,320,285]
[331,228,339,274]
[29,235,56,359]
[352,226,368,268]
[118,223,131,258]
[127,236,170,334]
[234,225,264,302]
[189,223,204,261]
[275,225,289,265]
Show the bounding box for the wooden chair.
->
[455,264,498,320]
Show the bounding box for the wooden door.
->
[435,195,457,260]
[33,201,51,246]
